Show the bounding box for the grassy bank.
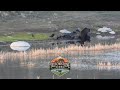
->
[0,33,50,42]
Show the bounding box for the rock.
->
[96,35,115,40]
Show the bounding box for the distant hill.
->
[0,11,120,33]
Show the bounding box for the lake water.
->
[0,50,120,79]
[0,35,120,79]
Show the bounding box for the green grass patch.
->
[0,33,50,42]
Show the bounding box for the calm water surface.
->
[0,35,120,79]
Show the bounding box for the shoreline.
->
[0,43,120,63]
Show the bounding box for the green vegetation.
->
[0,33,50,42]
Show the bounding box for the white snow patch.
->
[10,41,31,51]
[98,27,113,32]
[59,29,71,34]
[109,31,116,34]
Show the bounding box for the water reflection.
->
[0,50,120,79]
[0,36,120,78]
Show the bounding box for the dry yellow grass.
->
[0,43,120,63]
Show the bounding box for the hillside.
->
[0,11,120,34]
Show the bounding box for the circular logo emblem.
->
[49,56,70,77]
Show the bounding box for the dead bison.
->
[50,28,91,46]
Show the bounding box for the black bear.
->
[80,28,91,46]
